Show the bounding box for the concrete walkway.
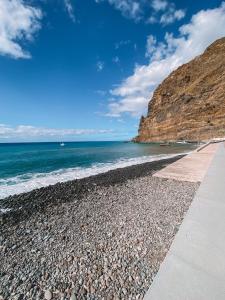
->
[144,142,225,300]
[153,143,219,182]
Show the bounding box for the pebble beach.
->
[0,156,198,300]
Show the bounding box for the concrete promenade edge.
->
[153,143,219,183]
[144,142,225,300]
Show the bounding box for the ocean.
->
[0,141,197,199]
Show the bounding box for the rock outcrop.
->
[134,38,225,142]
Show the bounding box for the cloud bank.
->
[0,0,42,59]
[0,124,113,139]
[107,2,225,117]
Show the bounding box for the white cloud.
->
[96,0,185,25]
[96,60,105,71]
[64,0,75,22]
[106,95,150,117]
[0,124,113,139]
[160,7,185,25]
[145,34,157,58]
[148,0,185,25]
[0,0,42,59]
[95,0,142,21]
[151,0,167,12]
[107,2,225,117]
[147,15,158,24]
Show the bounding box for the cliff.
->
[134,38,225,142]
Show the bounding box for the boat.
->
[60,142,65,147]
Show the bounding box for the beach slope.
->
[0,156,198,299]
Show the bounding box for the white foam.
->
[0,208,12,214]
[0,153,186,199]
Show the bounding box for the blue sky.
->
[0,0,224,142]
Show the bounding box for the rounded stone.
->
[70,292,76,300]
[44,290,52,300]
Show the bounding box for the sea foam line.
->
[0,153,185,199]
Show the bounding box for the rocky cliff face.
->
[134,38,225,142]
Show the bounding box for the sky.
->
[0,0,225,142]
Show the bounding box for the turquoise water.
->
[0,141,197,199]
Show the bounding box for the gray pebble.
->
[44,290,52,300]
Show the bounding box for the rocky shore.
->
[0,156,199,300]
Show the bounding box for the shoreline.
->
[0,152,190,201]
[0,154,199,299]
[0,155,184,225]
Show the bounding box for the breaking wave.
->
[0,153,184,199]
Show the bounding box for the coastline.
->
[0,152,192,200]
[0,155,199,299]
[0,154,185,224]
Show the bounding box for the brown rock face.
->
[134,38,225,142]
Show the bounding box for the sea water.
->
[0,141,197,199]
